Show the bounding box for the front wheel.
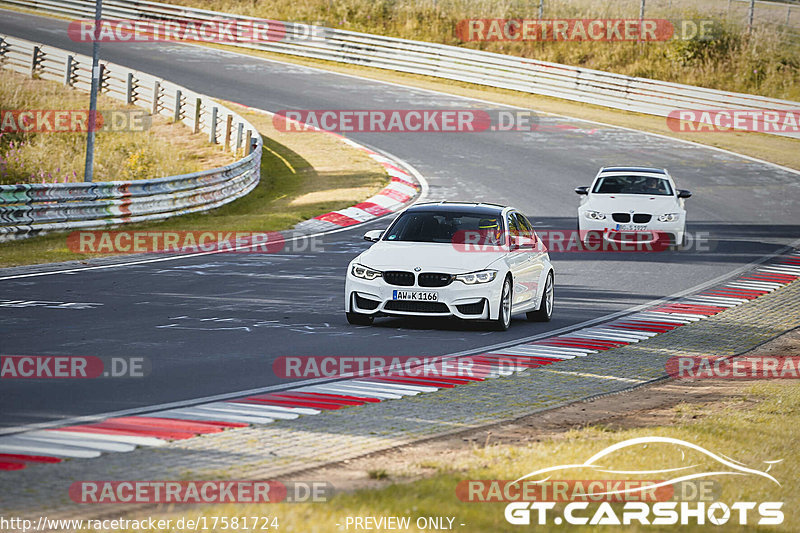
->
[527,271,554,322]
[491,276,513,331]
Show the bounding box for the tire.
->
[491,276,513,331]
[346,294,374,326]
[346,311,373,326]
[527,271,554,322]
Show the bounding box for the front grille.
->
[383,271,414,286]
[633,213,652,223]
[456,300,485,315]
[418,273,453,287]
[612,213,631,223]
[354,294,379,310]
[384,300,449,313]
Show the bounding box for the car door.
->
[517,213,545,305]
[507,212,537,306]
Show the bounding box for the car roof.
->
[599,167,667,175]
[404,201,507,216]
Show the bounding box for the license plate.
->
[616,224,647,231]
[393,290,438,301]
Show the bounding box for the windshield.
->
[383,211,506,244]
[592,175,674,196]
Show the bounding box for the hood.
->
[585,194,681,214]
[357,241,504,273]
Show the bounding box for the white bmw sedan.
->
[576,167,692,246]
[344,202,554,330]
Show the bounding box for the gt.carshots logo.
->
[497,437,784,526]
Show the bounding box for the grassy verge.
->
[0,70,232,185]
[171,0,799,101]
[0,102,388,267]
[147,380,799,533]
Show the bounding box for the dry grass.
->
[170,0,800,100]
[0,70,233,185]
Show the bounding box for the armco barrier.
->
[0,33,262,241]
[3,0,799,139]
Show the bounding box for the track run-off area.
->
[1,8,799,443]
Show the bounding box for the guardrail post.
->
[31,45,41,77]
[193,97,201,134]
[748,0,755,33]
[126,72,134,104]
[0,37,7,66]
[223,114,233,151]
[173,89,182,122]
[235,122,243,157]
[65,55,74,86]
[787,6,792,26]
[209,106,218,144]
[245,130,252,155]
[152,81,160,115]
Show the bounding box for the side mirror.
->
[677,189,692,199]
[363,229,383,242]
[574,186,589,195]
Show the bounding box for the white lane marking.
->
[539,370,646,384]
[349,380,439,393]
[228,402,321,416]
[46,430,166,447]
[14,433,135,453]
[178,403,300,420]
[568,331,641,342]
[154,409,275,425]
[580,328,651,340]
[296,384,404,399]
[725,282,778,290]
[0,438,102,458]
[486,347,575,359]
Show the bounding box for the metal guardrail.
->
[3,0,798,140]
[0,33,262,241]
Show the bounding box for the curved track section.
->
[1,10,799,431]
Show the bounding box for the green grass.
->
[0,103,388,267]
[169,0,800,101]
[143,382,799,532]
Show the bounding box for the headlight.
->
[658,213,681,222]
[584,210,606,220]
[351,263,382,280]
[455,269,497,285]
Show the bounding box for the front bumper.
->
[579,217,685,245]
[345,273,505,320]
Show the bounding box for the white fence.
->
[0,33,262,240]
[3,0,798,140]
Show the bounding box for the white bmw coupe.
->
[576,167,692,246]
[344,202,555,330]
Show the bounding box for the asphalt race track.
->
[1,10,799,431]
